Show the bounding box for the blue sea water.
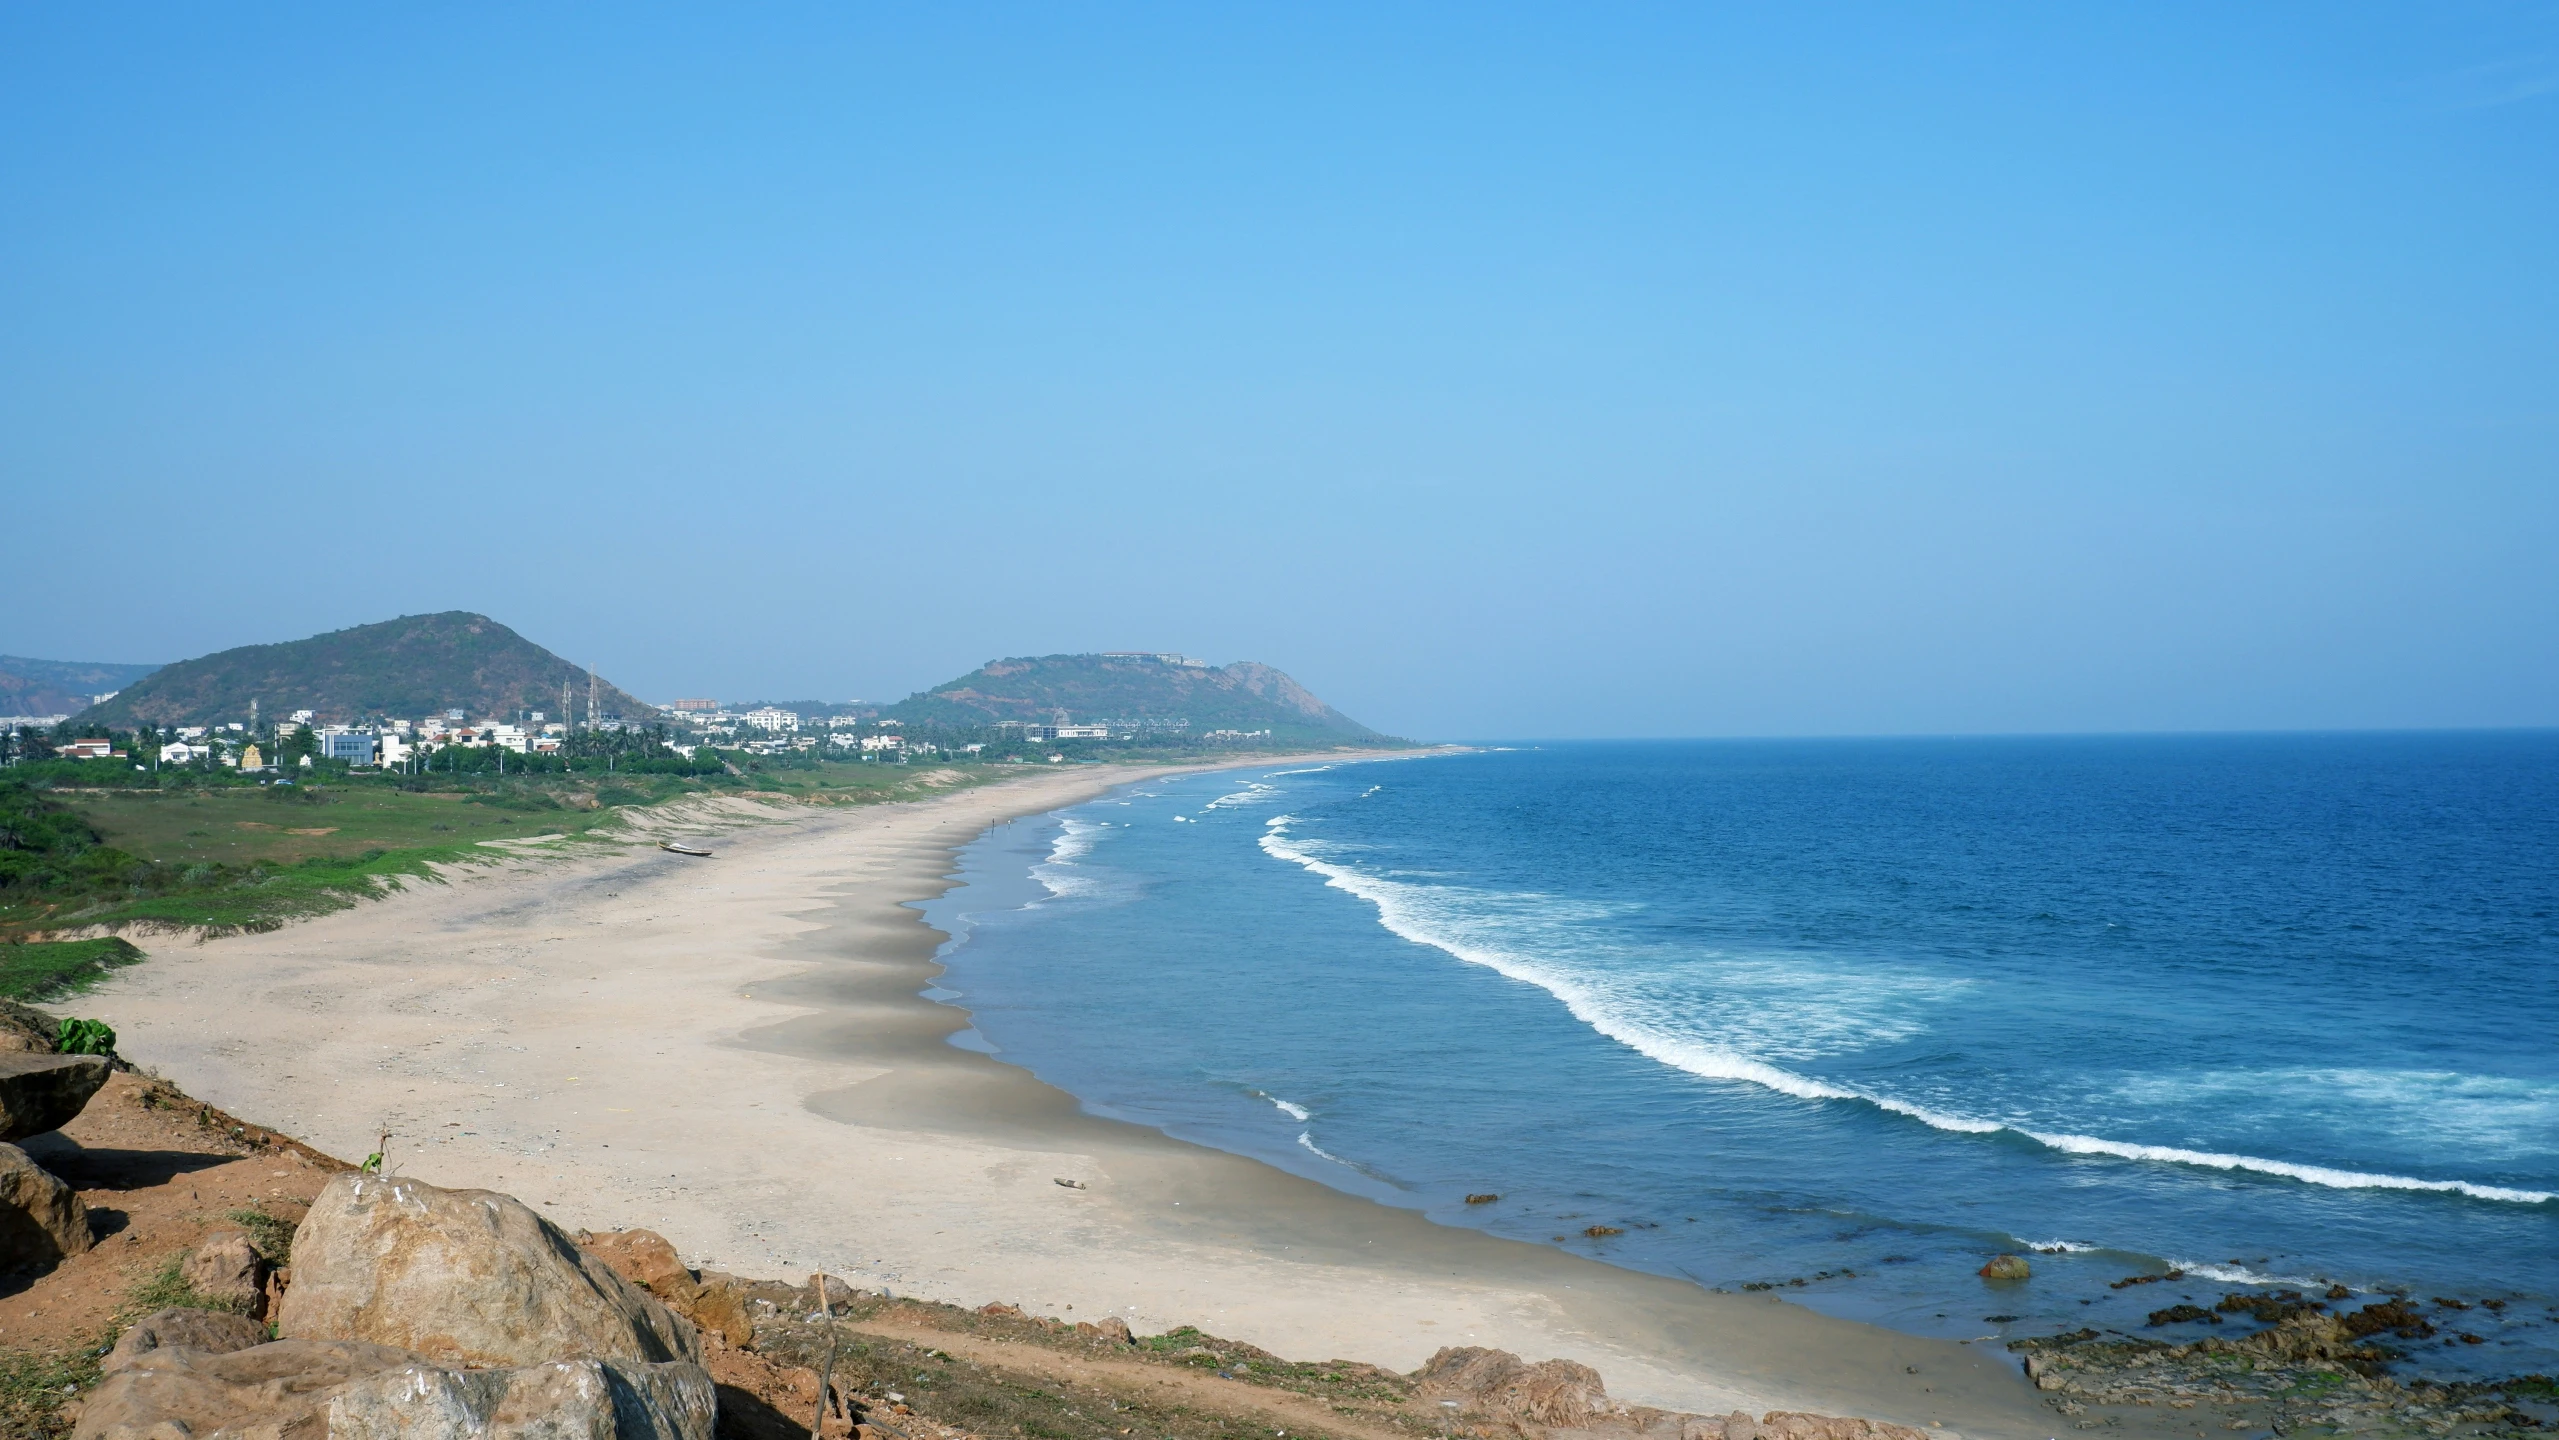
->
[917,736,2559,1376]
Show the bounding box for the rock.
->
[0,1140,93,1271]
[1977,1254,2031,1281]
[0,1000,58,1054]
[182,1228,270,1316]
[1413,1346,1610,1428]
[325,1355,715,1439]
[585,1227,699,1298]
[73,1337,713,1440]
[1759,1414,1929,1440]
[104,1306,272,1371]
[1722,1411,1759,1440]
[687,1277,758,1349]
[1074,1315,1134,1345]
[0,1052,109,1140]
[280,1173,701,1368]
[72,1337,422,1439]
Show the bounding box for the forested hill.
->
[884,654,1390,742]
[0,656,164,717]
[78,613,654,727]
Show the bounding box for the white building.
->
[158,742,204,765]
[742,708,800,732]
[860,734,902,751]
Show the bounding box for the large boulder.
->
[104,1306,272,1370]
[0,1140,92,1271]
[281,1173,702,1368]
[73,1337,422,1439]
[325,1355,715,1438]
[74,1338,713,1440]
[0,1052,109,1140]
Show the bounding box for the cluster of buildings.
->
[72,706,604,772]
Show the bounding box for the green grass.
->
[0,1336,105,1440]
[0,937,146,1001]
[3,760,1029,942]
[226,1206,296,1266]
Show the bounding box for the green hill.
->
[884,654,1389,742]
[79,613,655,728]
[0,656,164,718]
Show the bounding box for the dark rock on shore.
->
[0,1052,110,1142]
[0,1140,92,1272]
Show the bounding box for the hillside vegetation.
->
[0,657,163,718]
[885,654,1388,741]
[79,613,652,727]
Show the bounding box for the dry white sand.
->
[90,759,2098,1439]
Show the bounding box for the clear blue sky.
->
[5,5,2554,739]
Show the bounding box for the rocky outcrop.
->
[324,1354,715,1438]
[0,1139,92,1270]
[104,1306,272,1370]
[181,1227,270,1316]
[0,1051,109,1141]
[1976,1254,2030,1281]
[1416,1346,1612,1428]
[75,1337,427,1439]
[1415,1346,1929,1440]
[74,1336,714,1440]
[281,1173,702,1368]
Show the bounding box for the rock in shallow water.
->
[280,1172,702,1369]
[1977,1253,2031,1281]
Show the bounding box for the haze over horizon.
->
[5,6,2554,740]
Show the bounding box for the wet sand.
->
[90,758,2117,1440]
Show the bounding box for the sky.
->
[4,5,2555,740]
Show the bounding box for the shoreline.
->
[84,752,2143,1440]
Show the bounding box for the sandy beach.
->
[85,757,2110,1440]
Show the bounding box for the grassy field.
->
[0,936,145,1002]
[59,784,629,869]
[4,757,1079,946]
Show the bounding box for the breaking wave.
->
[1256,817,2554,1208]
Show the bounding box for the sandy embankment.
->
[90,758,2088,1440]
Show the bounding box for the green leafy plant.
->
[56,1017,115,1056]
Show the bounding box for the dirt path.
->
[840,1316,1424,1440]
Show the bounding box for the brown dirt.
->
[0,1070,344,1349]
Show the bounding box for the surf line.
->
[1257,817,2555,1209]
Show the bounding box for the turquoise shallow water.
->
[918,736,2559,1377]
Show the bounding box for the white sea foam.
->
[1270,1097,1312,1121]
[1257,816,2556,1208]
[2167,1258,2328,1288]
[1029,817,1107,899]
[1204,781,1279,810]
[1298,1131,1352,1165]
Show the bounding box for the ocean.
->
[916,735,2559,1377]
